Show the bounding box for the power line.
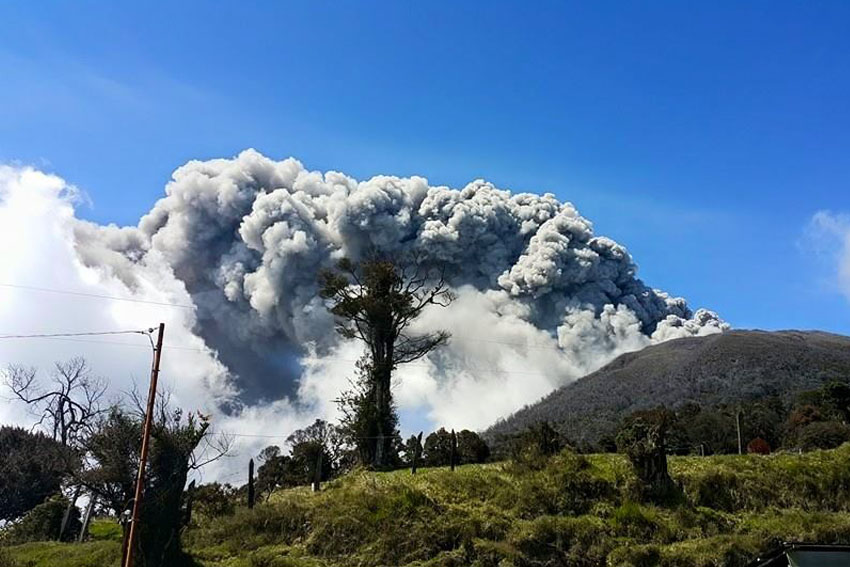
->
[0,283,194,309]
[0,334,207,352]
[0,335,561,376]
[1,282,565,350]
[0,329,153,340]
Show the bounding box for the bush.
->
[1,495,80,545]
[746,437,771,455]
[508,515,610,566]
[183,500,310,555]
[193,482,236,518]
[0,547,21,567]
[0,427,72,522]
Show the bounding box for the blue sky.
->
[2,1,849,335]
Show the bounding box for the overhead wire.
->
[0,284,576,376]
[0,283,194,309]
[0,282,564,350]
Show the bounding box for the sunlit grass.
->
[6,445,850,566]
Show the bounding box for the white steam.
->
[0,152,727,479]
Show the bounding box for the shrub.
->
[0,547,21,567]
[508,515,610,566]
[184,500,311,555]
[0,426,72,522]
[747,437,771,455]
[0,495,80,545]
[193,482,237,518]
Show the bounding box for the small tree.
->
[320,255,454,469]
[287,419,345,483]
[616,408,676,501]
[256,447,299,499]
[456,430,490,464]
[423,428,455,466]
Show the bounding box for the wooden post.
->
[736,410,743,455]
[248,459,255,509]
[311,450,323,492]
[311,448,324,492]
[78,494,96,543]
[450,429,457,471]
[123,322,165,567]
[59,485,81,541]
[411,431,423,475]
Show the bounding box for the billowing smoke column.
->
[72,149,727,419]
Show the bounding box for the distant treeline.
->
[491,379,850,456]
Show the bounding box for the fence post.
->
[312,450,323,492]
[411,431,423,474]
[78,494,96,542]
[59,485,81,541]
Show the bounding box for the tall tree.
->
[320,255,454,468]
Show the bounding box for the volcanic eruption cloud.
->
[1,150,726,464]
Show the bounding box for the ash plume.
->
[71,149,727,416]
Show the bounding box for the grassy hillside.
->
[5,446,850,567]
[485,330,850,447]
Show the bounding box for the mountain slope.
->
[485,330,850,445]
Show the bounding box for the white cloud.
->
[806,211,850,299]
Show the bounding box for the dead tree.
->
[4,358,107,449]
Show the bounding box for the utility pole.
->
[123,323,165,567]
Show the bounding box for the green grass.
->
[0,540,120,567]
[6,445,850,567]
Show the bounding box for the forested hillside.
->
[485,330,850,448]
